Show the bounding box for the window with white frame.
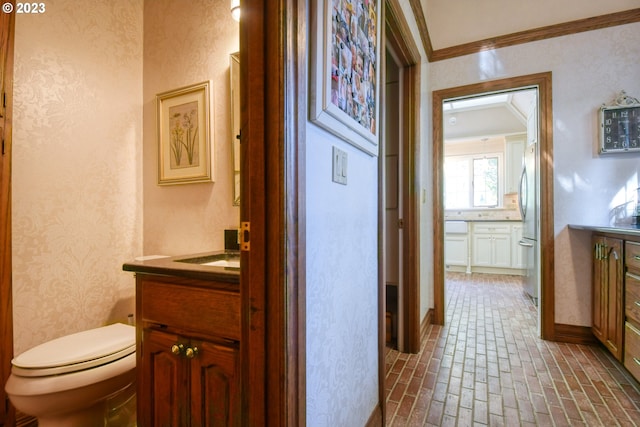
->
[444,154,502,209]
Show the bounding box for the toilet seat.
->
[11,323,135,377]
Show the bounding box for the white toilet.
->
[5,323,136,427]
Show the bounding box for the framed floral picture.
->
[157,81,213,185]
[310,0,381,156]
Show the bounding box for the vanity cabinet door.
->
[190,340,241,427]
[140,328,241,427]
[140,329,189,427]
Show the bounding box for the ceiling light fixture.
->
[230,0,240,21]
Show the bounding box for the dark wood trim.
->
[386,0,422,65]
[432,72,555,340]
[279,0,306,424]
[430,9,640,61]
[241,1,266,425]
[0,4,15,426]
[431,92,445,326]
[365,404,383,427]
[421,308,434,339]
[537,72,555,341]
[401,61,420,354]
[554,323,598,346]
[385,0,421,356]
[243,0,306,425]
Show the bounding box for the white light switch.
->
[332,146,347,185]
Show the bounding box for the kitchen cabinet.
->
[472,223,512,268]
[445,234,468,268]
[592,235,623,361]
[505,135,525,194]
[136,273,241,427]
[624,241,640,380]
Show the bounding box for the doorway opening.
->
[432,73,555,341]
[442,87,541,332]
[381,5,421,360]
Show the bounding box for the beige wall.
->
[12,0,144,354]
[142,0,239,256]
[11,0,239,355]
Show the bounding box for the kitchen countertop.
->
[568,223,640,238]
[447,219,523,222]
[123,250,240,284]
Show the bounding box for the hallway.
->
[385,273,640,426]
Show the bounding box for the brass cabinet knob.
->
[185,346,199,359]
[171,343,184,355]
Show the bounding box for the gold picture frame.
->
[157,81,213,185]
[309,0,381,156]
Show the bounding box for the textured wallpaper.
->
[11,0,240,355]
[12,0,144,354]
[142,0,239,256]
[430,22,640,326]
[305,127,380,426]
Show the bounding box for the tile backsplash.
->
[445,193,522,221]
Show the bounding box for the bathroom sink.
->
[201,259,240,268]
[175,253,240,269]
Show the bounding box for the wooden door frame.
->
[432,72,555,340]
[0,4,15,425]
[382,0,422,357]
[242,0,305,425]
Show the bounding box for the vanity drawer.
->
[139,278,240,341]
[624,322,640,382]
[627,272,640,324]
[626,241,640,271]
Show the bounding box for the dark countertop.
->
[123,250,240,284]
[569,223,640,238]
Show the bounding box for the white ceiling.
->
[422,0,639,50]
[444,89,536,142]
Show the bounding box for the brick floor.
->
[385,273,640,426]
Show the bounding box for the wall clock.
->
[600,91,640,154]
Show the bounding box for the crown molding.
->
[412,7,640,62]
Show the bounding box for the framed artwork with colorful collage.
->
[310,0,381,156]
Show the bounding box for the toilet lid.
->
[12,323,136,377]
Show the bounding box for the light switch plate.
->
[332,146,347,185]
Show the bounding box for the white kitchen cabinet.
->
[511,224,526,269]
[505,135,525,194]
[471,223,512,268]
[445,234,468,267]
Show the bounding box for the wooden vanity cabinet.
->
[624,241,640,380]
[136,274,241,427]
[592,235,624,361]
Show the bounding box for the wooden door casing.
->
[0,4,15,425]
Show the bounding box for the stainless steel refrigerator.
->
[518,142,538,302]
